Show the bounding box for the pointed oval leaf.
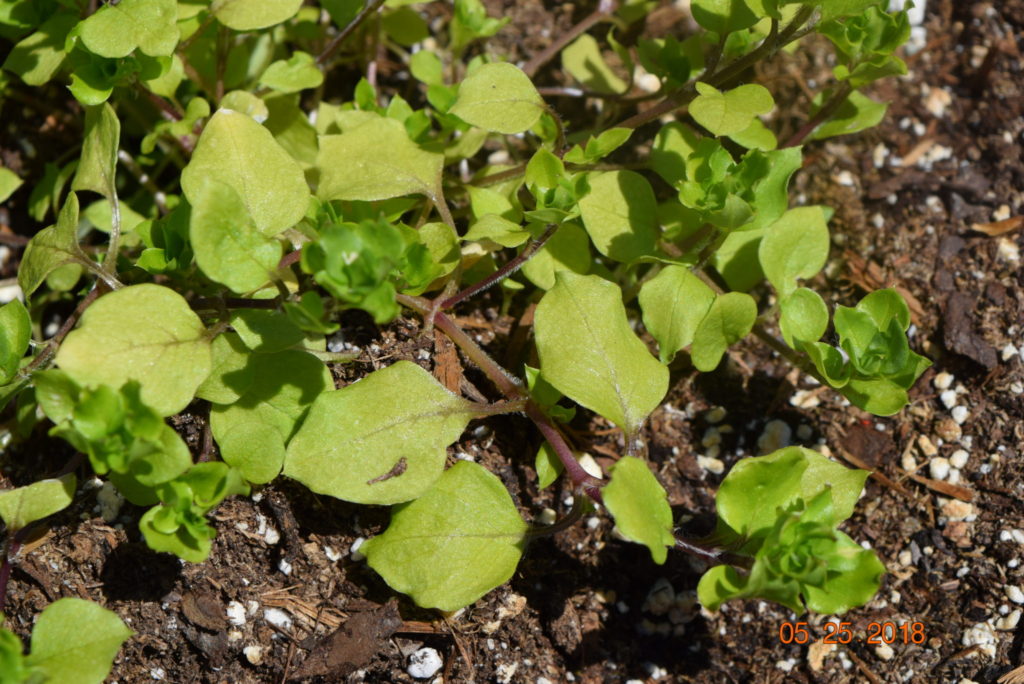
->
[363,460,528,611]
[182,109,309,236]
[317,117,443,203]
[520,222,591,289]
[638,265,717,363]
[578,171,659,263]
[284,361,476,504]
[258,51,324,93]
[759,206,830,296]
[690,82,774,137]
[54,284,212,416]
[19,192,85,296]
[450,62,544,134]
[604,456,675,564]
[77,0,178,58]
[210,0,303,30]
[562,34,627,94]
[211,350,332,484]
[26,598,132,684]
[71,103,119,200]
[690,292,757,371]
[189,179,282,294]
[779,287,829,347]
[535,272,668,437]
[0,299,31,384]
[690,0,760,34]
[0,474,76,532]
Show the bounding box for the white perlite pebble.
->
[929,457,950,481]
[1002,344,1019,362]
[1004,585,1024,605]
[264,607,292,630]
[350,536,366,561]
[934,372,955,390]
[996,610,1021,631]
[407,647,443,679]
[97,482,124,523]
[578,452,603,478]
[278,558,293,575]
[697,455,725,475]
[758,420,792,454]
[226,601,247,626]
[244,645,264,665]
[950,449,969,469]
[951,406,969,425]
[874,643,895,661]
[940,390,958,409]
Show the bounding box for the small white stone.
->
[644,578,675,616]
[950,449,969,469]
[704,407,727,424]
[898,550,913,566]
[244,645,263,665]
[226,601,247,626]
[150,667,166,680]
[578,452,603,478]
[350,536,366,561]
[993,204,1012,222]
[1004,585,1024,605]
[872,143,889,168]
[757,420,792,454]
[264,607,292,630]
[997,237,1020,263]
[407,647,443,679]
[278,558,293,575]
[697,455,725,475]
[924,87,952,118]
[901,451,918,471]
[951,406,969,425]
[1002,343,1019,362]
[996,609,1021,631]
[796,424,813,441]
[97,482,124,523]
[940,389,958,409]
[495,662,519,684]
[324,546,342,562]
[929,457,950,481]
[790,389,820,409]
[701,427,722,448]
[835,170,855,187]
[934,372,955,390]
[874,643,895,661]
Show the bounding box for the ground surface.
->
[1,1,1023,683]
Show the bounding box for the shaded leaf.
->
[0,474,76,531]
[638,265,716,363]
[604,456,675,563]
[578,171,658,262]
[690,292,757,371]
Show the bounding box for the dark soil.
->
[1,1,1023,683]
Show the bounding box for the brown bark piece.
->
[289,599,402,680]
[942,292,997,369]
[181,588,227,632]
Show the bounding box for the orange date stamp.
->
[778,621,926,645]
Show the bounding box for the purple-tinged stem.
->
[441,225,558,310]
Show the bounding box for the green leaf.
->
[410,49,444,85]
[779,287,828,347]
[690,82,774,136]
[363,460,528,611]
[520,222,591,289]
[464,214,530,248]
[716,446,867,539]
[230,310,305,353]
[0,474,76,532]
[0,167,23,204]
[25,598,132,684]
[211,350,331,484]
[639,265,717,364]
[450,62,544,134]
[759,206,830,296]
[578,171,658,262]
[381,6,428,46]
[54,284,212,416]
[690,0,760,34]
[182,109,309,237]
[728,117,777,151]
[564,127,634,164]
[258,51,324,93]
[534,272,668,437]
[0,299,30,385]
[317,117,444,204]
[2,12,78,86]
[603,456,675,563]
[77,0,178,58]
[71,103,120,200]
[285,361,477,504]
[651,122,700,186]
[524,148,565,192]
[18,192,86,297]
[562,34,627,94]
[802,530,886,613]
[210,0,304,30]
[535,442,563,489]
[0,627,30,684]
[195,333,251,404]
[841,377,909,416]
[189,179,282,293]
[810,89,887,140]
[690,292,757,371]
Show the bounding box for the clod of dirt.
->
[943,292,998,368]
[180,588,227,632]
[288,598,402,680]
